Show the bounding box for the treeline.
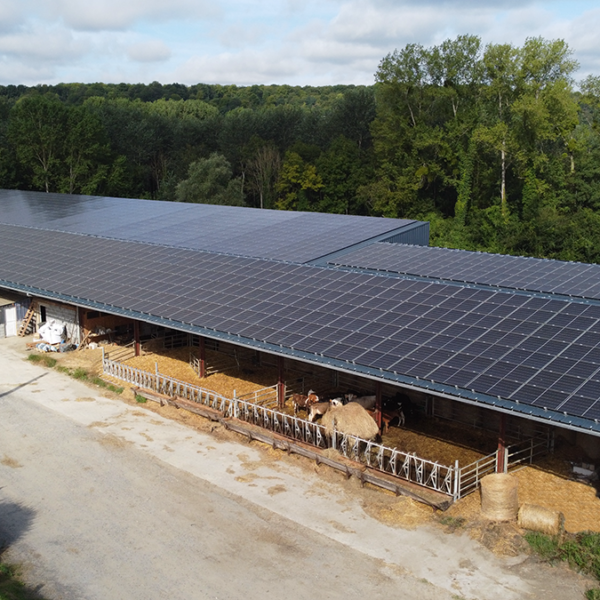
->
[3,36,600,264]
[0,83,375,214]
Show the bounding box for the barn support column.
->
[425,394,435,418]
[496,413,507,473]
[277,357,285,409]
[375,382,382,431]
[133,321,141,357]
[199,336,206,379]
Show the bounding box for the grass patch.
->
[41,357,56,368]
[135,394,147,403]
[0,559,46,599]
[438,515,466,531]
[71,367,88,380]
[26,354,56,368]
[90,376,107,388]
[56,365,70,374]
[526,531,600,596]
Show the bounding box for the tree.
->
[8,94,68,192]
[176,153,244,206]
[275,151,323,211]
[247,145,281,209]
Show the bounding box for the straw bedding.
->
[123,347,278,398]
[69,345,600,534]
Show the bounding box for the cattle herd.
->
[289,390,407,440]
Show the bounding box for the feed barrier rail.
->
[103,356,459,498]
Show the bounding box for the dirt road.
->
[0,337,593,599]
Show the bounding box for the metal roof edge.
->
[305,220,424,267]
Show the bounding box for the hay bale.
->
[518,503,564,536]
[480,473,519,521]
[321,402,379,440]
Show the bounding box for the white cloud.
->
[0,24,87,62]
[0,0,597,86]
[41,0,220,32]
[127,40,172,63]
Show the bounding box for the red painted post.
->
[133,321,141,357]
[496,413,507,473]
[375,381,382,431]
[277,356,285,409]
[199,336,206,379]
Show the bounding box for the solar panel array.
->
[0,189,416,264]
[3,223,600,426]
[331,242,600,301]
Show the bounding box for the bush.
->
[135,394,147,403]
[26,354,41,363]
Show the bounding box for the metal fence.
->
[455,434,552,498]
[237,385,278,408]
[102,355,553,501]
[103,355,460,498]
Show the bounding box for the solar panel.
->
[3,222,600,428]
[330,242,600,301]
[0,190,419,265]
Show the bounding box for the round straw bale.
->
[480,473,519,521]
[321,402,379,440]
[517,503,564,536]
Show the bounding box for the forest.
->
[2,35,600,264]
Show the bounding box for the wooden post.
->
[199,336,206,378]
[375,381,382,431]
[133,321,141,357]
[496,413,507,473]
[277,356,285,409]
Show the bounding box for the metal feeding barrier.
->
[102,354,549,501]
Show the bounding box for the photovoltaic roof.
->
[2,222,600,434]
[0,189,417,264]
[330,243,600,301]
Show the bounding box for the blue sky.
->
[0,0,598,87]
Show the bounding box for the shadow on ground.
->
[0,501,49,599]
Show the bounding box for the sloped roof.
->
[0,189,419,264]
[1,217,600,436]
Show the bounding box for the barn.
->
[1,189,599,504]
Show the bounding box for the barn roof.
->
[1,191,600,437]
[330,242,600,301]
[0,189,423,264]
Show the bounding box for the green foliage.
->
[25,354,56,367]
[525,531,600,589]
[275,151,323,211]
[71,367,88,380]
[0,559,47,600]
[4,60,600,263]
[135,394,148,403]
[176,153,244,205]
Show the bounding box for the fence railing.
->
[237,385,278,408]
[456,434,552,499]
[456,451,497,498]
[103,355,460,498]
[103,355,552,501]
